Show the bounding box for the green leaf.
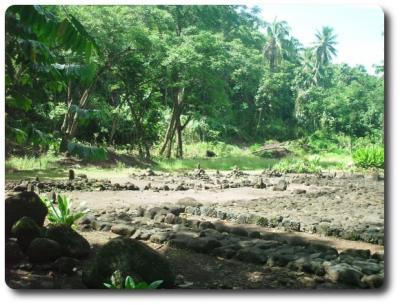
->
[148,280,164,289]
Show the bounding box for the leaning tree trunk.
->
[175,117,183,158]
[159,87,185,158]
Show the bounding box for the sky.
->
[258,4,384,74]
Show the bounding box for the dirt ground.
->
[5,169,385,289]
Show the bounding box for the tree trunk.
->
[175,117,183,158]
[108,116,117,146]
[159,87,185,158]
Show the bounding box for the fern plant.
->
[352,146,384,169]
[41,194,87,226]
[104,271,163,289]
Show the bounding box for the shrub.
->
[67,141,108,161]
[41,194,87,226]
[104,270,163,289]
[352,146,384,169]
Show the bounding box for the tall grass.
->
[5,154,58,171]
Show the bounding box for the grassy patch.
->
[154,156,278,171]
[5,154,58,171]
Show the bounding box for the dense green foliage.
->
[352,146,384,169]
[5,5,383,164]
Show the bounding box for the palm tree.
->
[312,26,338,67]
[263,19,291,72]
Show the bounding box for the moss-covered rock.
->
[11,216,42,251]
[46,224,91,258]
[82,237,175,288]
[5,192,48,236]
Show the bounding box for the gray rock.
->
[236,248,267,264]
[167,237,190,249]
[149,232,170,244]
[288,257,325,276]
[213,221,229,232]
[77,214,96,225]
[154,214,166,223]
[352,259,382,275]
[212,245,238,259]
[199,229,223,240]
[324,262,364,286]
[229,226,248,237]
[273,179,288,191]
[164,213,178,224]
[111,224,136,237]
[340,248,371,259]
[82,237,175,288]
[144,207,168,219]
[198,221,215,230]
[187,237,222,253]
[361,274,384,288]
[27,238,62,263]
[248,231,261,239]
[267,254,292,267]
[292,189,306,194]
[176,197,202,207]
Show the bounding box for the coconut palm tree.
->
[263,19,291,72]
[312,26,338,67]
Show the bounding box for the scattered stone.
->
[229,226,248,237]
[150,232,170,244]
[352,259,382,275]
[273,179,288,191]
[236,248,266,264]
[111,224,136,237]
[324,262,364,286]
[27,238,62,263]
[175,183,189,191]
[82,237,175,288]
[340,249,371,259]
[77,214,97,229]
[361,274,384,288]
[248,231,261,239]
[292,189,306,194]
[198,221,215,230]
[186,237,222,253]
[164,213,178,224]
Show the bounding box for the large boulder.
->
[27,238,62,263]
[82,237,175,288]
[46,224,91,258]
[5,192,48,236]
[5,240,25,264]
[11,216,42,251]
